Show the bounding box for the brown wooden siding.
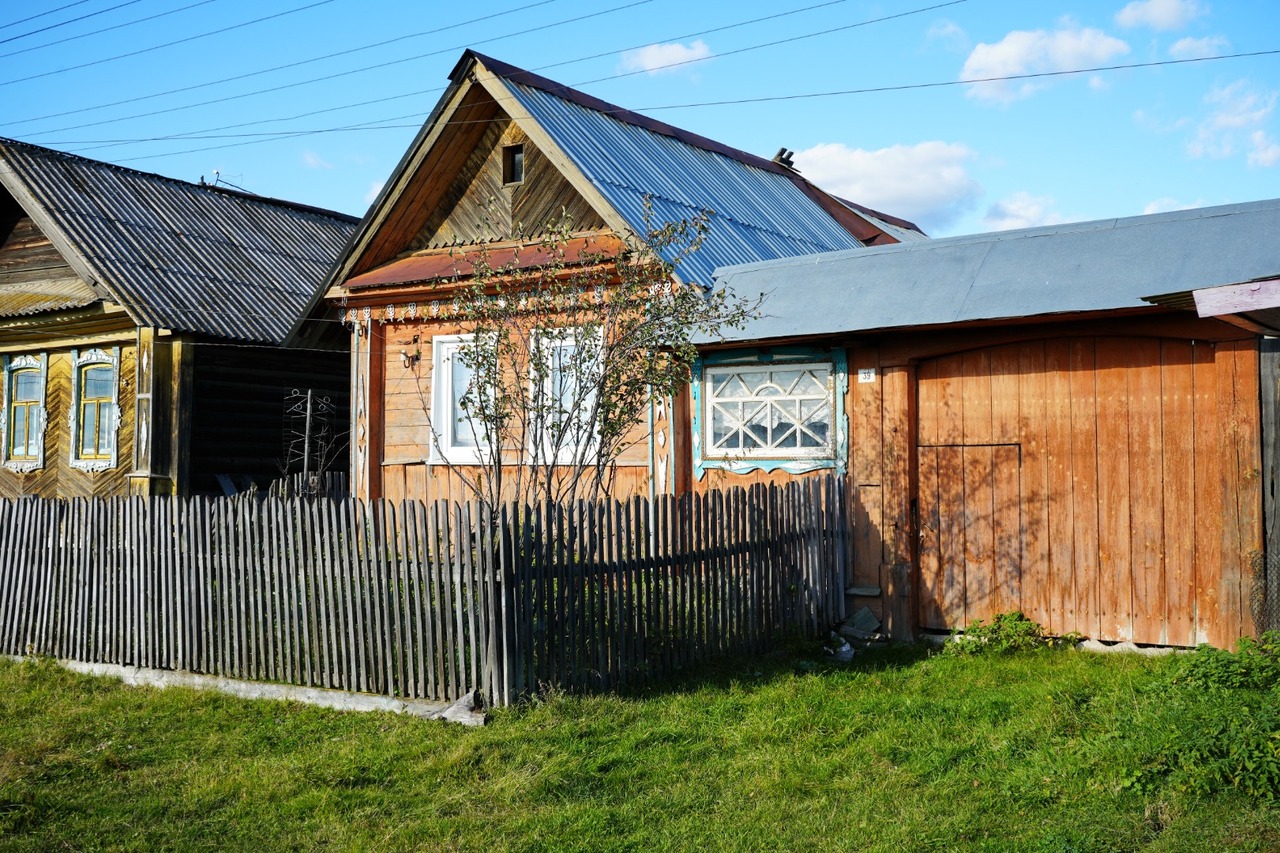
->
[0,346,136,499]
[362,317,652,503]
[0,216,75,287]
[914,335,1260,648]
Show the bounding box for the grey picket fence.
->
[0,476,847,706]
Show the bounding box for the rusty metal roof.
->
[0,138,358,344]
[346,234,623,289]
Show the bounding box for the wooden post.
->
[1253,339,1277,635]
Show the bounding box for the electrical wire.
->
[0,0,143,45]
[13,0,656,139]
[0,0,339,87]
[0,0,97,33]
[33,0,953,150]
[100,46,1280,164]
[2,0,569,129]
[0,0,221,61]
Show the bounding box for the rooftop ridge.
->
[0,136,359,224]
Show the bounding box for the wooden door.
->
[915,337,1261,647]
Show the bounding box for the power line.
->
[15,0,655,139]
[2,0,569,129]
[0,0,339,87]
[0,0,221,60]
[0,0,143,45]
[102,46,1280,164]
[0,0,97,33]
[35,0,933,150]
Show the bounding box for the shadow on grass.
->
[553,639,937,705]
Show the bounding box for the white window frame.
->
[430,334,487,465]
[530,327,602,465]
[702,360,836,462]
[69,347,121,472]
[1,353,48,473]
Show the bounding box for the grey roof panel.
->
[708,198,1280,343]
[0,139,357,344]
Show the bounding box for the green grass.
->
[1,643,1277,852]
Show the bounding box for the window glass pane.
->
[83,365,113,400]
[12,407,28,455]
[81,404,99,455]
[705,361,835,459]
[13,369,39,402]
[449,351,477,448]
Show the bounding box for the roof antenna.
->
[771,148,797,171]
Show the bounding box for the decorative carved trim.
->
[69,346,121,472]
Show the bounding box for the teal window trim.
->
[691,347,848,480]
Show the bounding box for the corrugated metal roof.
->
[0,138,358,344]
[707,198,1280,344]
[494,71,872,285]
[0,276,98,318]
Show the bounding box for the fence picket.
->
[0,476,847,706]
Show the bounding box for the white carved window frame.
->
[702,360,837,461]
[69,347,121,472]
[2,352,48,473]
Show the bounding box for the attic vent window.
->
[503,144,525,185]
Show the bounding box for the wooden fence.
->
[0,476,847,706]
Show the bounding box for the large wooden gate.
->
[915,336,1261,647]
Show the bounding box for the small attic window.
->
[502,144,525,185]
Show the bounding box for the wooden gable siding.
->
[352,87,500,278]
[0,216,77,288]
[410,120,604,251]
[0,345,136,499]
[366,316,652,503]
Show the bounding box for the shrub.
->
[943,611,1074,656]
[1163,631,1280,692]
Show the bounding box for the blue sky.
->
[3,0,1277,236]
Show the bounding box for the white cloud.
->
[792,141,981,233]
[363,180,386,207]
[1115,0,1204,31]
[960,27,1130,104]
[302,150,333,170]
[1249,131,1280,167]
[1169,35,1229,59]
[619,40,712,75]
[1188,80,1277,159]
[1142,197,1201,214]
[927,19,967,51]
[982,192,1067,231]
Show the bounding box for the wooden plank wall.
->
[377,317,653,503]
[912,336,1261,648]
[0,476,848,705]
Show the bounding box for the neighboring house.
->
[324,50,923,503]
[0,138,358,498]
[701,198,1280,648]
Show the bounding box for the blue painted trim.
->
[692,348,848,481]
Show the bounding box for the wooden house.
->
[324,50,923,503]
[0,138,358,498]
[703,199,1280,648]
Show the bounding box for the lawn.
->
[1,637,1277,852]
